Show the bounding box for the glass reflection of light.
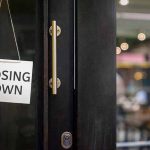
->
[116,47,122,55]
[134,72,144,81]
[120,42,129,51]
[137,33,146,41]
[119,0,129,6]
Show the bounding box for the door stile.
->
[48,0,75,149]
[36,0,45,149]
[43,0,49,150]
[77,0,116,149]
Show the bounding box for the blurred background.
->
[116,0,150,149]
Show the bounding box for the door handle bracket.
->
[49,25,61,37]
[49,78,61,89]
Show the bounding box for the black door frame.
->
[42,0,75,149]
[76,0,116,149]
[43,0,48,149]
[41,0,116,149]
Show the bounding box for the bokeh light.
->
[137,33,146,41]
[134,72,144,81]
[119,0,129,6]
[120,42,129,51]
[116,47,122,55]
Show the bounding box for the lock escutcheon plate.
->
[61,132,72,149]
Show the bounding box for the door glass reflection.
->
[0,0,36,149]
[117,0,150,149]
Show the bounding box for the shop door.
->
[45,0,116,149]
[0,0,115,150]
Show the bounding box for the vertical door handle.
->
[49,20,61,95]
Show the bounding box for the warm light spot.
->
[120,42,129,51]
[132,104,140,111]
[134,72,144,80]
[116,47,121,55]
[119,0,129,6]
[137,33,146,41]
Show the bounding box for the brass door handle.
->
[49,21,61,95]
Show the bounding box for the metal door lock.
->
[61,132,72,149]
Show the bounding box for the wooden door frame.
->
[43,0,49,150]
[42,0,75,149]
[35,0,46,150]
[76,0,116,149]
[41,0,116,149]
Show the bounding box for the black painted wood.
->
[48,0,74,149]
[43,0,49,150]
[36,0,44,150]
[77,0,116,149]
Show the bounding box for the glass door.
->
[0,0,43,149]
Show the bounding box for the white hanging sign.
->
[0,59,33,104]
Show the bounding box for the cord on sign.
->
[0,0,21,60]
[0,0,3,8]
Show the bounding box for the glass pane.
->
[117,0,150,150]
[0,0,37,149]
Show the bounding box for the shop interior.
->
[117,0,150,149]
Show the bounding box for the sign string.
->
[0,0,2,8]
[0,0,21,60]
